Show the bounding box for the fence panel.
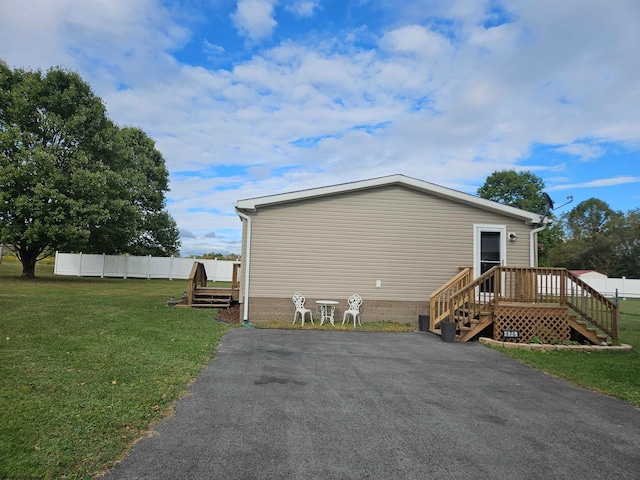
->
[54,252,237,282]
[79,254,105,277]
[169,258,197,279]
[54,253,82,276]
[126,255,152,278]
[575,276,640,299]
[149,257,172,279]
[104,256,127,277]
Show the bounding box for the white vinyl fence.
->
[527,273,640,300]
[54,252,238,282]
[576,275,640,300]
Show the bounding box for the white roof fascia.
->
[234,174,546,225]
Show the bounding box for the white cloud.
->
[548,177,640,191]
[2,0,640,254]
[231,0,278,42]
[380,25,450,57]
[556,143,605,161]
[285,1,320,18]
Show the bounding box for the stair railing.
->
[496,267,618,342]
[187,262,208,306]
[561,269,619,342]
[446,267,500,328]
[436,266,618,343]
[429,268,472,330]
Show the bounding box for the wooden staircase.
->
[178,262,239,309]
[568,315,610,346]
[430,267,619,344]
[456,311,493,342]
[192,287,233,308]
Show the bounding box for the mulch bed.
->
[215,303,241,324]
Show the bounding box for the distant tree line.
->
[0,61,180,277]
[196,252,240,261]
[478,170,640,278]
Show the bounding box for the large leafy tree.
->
[616,209,640,278]
[87,126,180,256]
[549,198,637,277]
[477,170,547,214]
[0,62,179,277]
[562,198,619,240]
[477,170,560,265]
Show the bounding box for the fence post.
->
[169,255,174,280]
[78,252,83,277]
[147,254,151,280]
[54,251,58,274]
[101,253,105,278]
[124,254,128,279]
[613,290,620,344]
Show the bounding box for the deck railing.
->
[187,262,208,306]
[432,267,619,343]
[429,268,473,329]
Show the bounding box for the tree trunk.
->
[20,249,39,278]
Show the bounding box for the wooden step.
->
[193,293,232,300]
[568,317,608,346]
[193,295,231,302]
[191,303,230,308]
[191,289,232,308]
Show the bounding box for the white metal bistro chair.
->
[342,294,362,328]
[292,293,313,326]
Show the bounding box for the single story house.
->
[234,174,548,326]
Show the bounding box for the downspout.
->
[236,210,252,322]
[529,220,548,267]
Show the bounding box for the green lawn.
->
[2,254,639,478]
[0,256,231,479]
[494,298,640,407]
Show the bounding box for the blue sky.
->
[1,0,639,256]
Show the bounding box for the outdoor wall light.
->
[509,232,517,242]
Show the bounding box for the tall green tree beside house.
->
[0,61,179,277]
[549,199,639,277]
[477,170,547,213]
[477,170,561,265]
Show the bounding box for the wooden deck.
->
[429,267,618,345]
[177,262,240,309]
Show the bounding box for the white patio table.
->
[315,300,339,326]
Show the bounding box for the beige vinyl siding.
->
[246,185,533,302]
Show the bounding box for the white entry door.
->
[474,225,507,293]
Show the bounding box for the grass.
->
[2,253,639,476]
[492,298,640,407]
[257,319,414,332]
[0,256,232,479]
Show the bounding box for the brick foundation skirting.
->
[247,297,429,326]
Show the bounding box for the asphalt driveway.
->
[103,329,640,479]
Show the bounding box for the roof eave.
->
[235,174,545,224]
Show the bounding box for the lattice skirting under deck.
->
[493,305,570,344]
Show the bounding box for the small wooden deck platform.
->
[429,267,618,345]
[177,262,240,309]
